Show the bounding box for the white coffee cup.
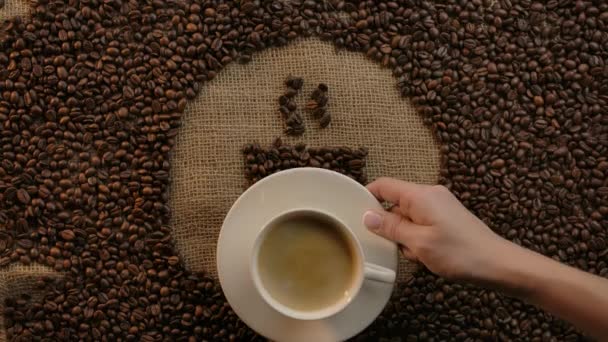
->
[250,208,396,320]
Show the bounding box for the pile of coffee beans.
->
[354,271,585,341]
[280,76,305,136]
[243,139,367,186]
[307,83,331,128]
[0,0,607,339]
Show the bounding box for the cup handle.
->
[363,262,396,283]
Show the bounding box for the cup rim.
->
[250,208,365,320]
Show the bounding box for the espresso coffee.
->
[257,213,358,312]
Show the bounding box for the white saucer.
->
[217,168,398,342]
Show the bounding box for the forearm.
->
[482,240,608,340]
[363,179,608,337]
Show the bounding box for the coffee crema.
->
[257,213,358,312]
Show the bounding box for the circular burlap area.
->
[168,39,441,281]
[0,3,440,336]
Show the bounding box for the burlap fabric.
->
[169,39,440,281]
[0,0,29,21]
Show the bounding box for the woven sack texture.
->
[168,38,440,281]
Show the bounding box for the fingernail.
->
[363,211,383,232]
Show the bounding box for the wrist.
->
[472,238,537,297]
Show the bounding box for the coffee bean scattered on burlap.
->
[280,76,306,136]
[307,84,332,128]
[0,0,607,340]
[243,139,368,186]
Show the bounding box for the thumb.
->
[363,210,417,245]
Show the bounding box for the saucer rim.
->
[217,168,398,341]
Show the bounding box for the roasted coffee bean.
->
[319,113,332,128]
[285,76,304,90]
[312,107,326,119]
[284,88,299,98]
[16,189,30,204]
[286,100,297,112]
[310,89,324,100]
[316,95,328,108]
[278,95,289,106]
[279,106,291,117]
[59,230,75,241]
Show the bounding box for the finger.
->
[366,178,425,212]
[363,210,424,245]
[399,245,418,262]
[389,205,410,219]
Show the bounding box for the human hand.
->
[363,177,513,282]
